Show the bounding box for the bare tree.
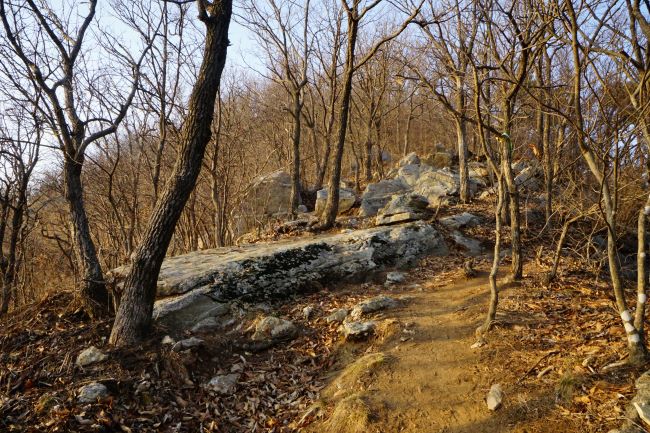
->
[0,0,158,317]
[241,0,312,215]
[320,0,423,229]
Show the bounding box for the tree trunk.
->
[478,175,505,337]
[455,115,469,203]
[635,202,649,341]
[290,90,302,215]
[320,11,358,230]
[110,2,232,347]
[64,158,110,318]
[500,132,522,280]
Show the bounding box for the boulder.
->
[515,166,542,191]
[207,373,240,395]
[112,222,446,332]
[351,296,399,319]
[246,171,292,216]
[423,152,453,169]
[315,187,355,216]
[398,152,420,167]
[76,346,107,368]
[375,193,431,226]
[450,231,483,256]
[360,179,409,217]
[396,163,435,187]
[439,212,481,230]
[77,383,109,404]
[251,316,298,342]
[341,321,377,340]
[415,169,459,196]
[326,308,349,323]
[468,162,489,179]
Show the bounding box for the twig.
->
[516,349,559,384]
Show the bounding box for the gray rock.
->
[246,170,292,217]
[172,337,204,352]
[76,346,107,368]
[252,316,298,342]
[386,271,407,284]
[478,188,496,200]
[515,166,542,191]
[360,179,410,216]
[486,384,504,410]
[422,152,453,169]
[351,296,399,319]
[451,231,483,256]
[114,222,446,332]
[297,204,308,213]
[396,163,434,187]
[440,212,481,230]
[375,193,431,226]
[341,321,377,340]
[207,373,240,394]
[303,306,315,320]
[398,152,420,167]
[326,308,348,323]
[314,187,356,216]
[191,316,224,333]
[77,383,109,403]
[469,162,489,179]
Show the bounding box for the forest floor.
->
[1,204,648,432]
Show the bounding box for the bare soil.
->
[308,258,646,433]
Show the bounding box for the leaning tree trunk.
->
[64,158,110,318]
[478,175,505,337]
[320,13,358,230]
[110,2,232,347]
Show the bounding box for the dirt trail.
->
[311,271,572,433]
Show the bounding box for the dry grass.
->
[322,352,392,400]
[324,393,372,433]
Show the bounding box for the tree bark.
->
[319,7,358,230]
[64,158,111,317]
[455,114,469,203]
[290,90,303,215]
[110,0,232,346]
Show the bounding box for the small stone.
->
[341,321,376,340]
[326,308,348,323]
[171,337,204,352]
[252,316,298,342]
[351,296,399,319]
[486,384,504,410]
[161,335,175,345]
[77,382,109,403]
[386,271,407,284]
[471,340,486,349]
[207,373,240,395]
[297,204,308,213]
[76,346,107,367]
[303,306,315,320]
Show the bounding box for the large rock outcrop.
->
[111,221,447,330]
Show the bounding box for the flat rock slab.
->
[111,221,447,331]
